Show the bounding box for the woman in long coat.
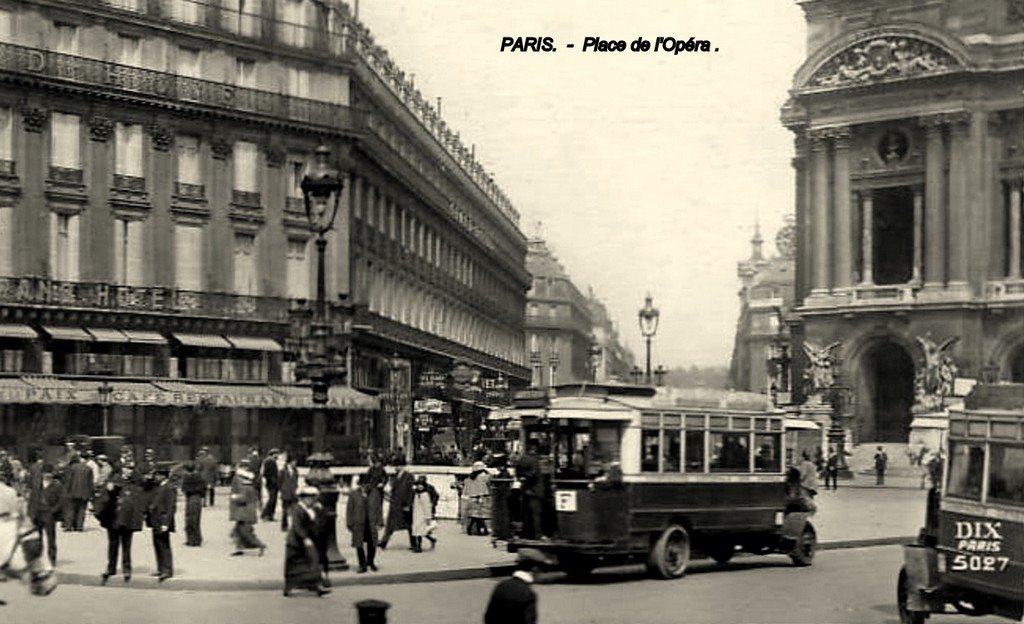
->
[462,461,492,535]
[283,486,329,596]
[229,466,265,556]
[346,478,382,572]
[409,478,434,553]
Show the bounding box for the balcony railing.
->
[48,166,84,185]
[0,42,357,131]
[985,279,1024,301]
[113,174,146,192]
[62,353,155,376]
[231,190,261,208]
[0,276,292,323]
[174,181,205,199]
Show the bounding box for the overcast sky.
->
[357,1,808,367]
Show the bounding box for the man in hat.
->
[196,447,218,507]
[346,476,380,573]
[181,462,206,546]
[484,552,542,624]
[283,485,330,596]
[147,467,176,581]
[378,455,414,550]
[95,454,113,490]
[63,452,94,531]
[260,449,280,522]
[28,464,64,566]
[229,464,265,556]
[278,452,300,532]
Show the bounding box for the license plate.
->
[555,490,577,512]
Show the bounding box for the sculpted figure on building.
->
[913,333,959,413]
[801,341,841,400]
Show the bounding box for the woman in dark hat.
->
[229,465,265,556]
[283,485,330,596]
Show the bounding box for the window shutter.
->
[233,141,257,192]
[49,212,60,279]
[127,219,145,284]
[175,224,202,290]
[113,219,126,283]
[177,136,200,184]
[50,113,80,169]
[0,107,11,160]
[66,214,80,282]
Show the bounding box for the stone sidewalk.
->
[46,485,927,591]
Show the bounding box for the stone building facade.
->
[524,238,594,387]
[585,288,637,383]
[781,0,1024,443]
[0,0,529,463]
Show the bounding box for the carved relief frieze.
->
[148,124,174,151]
[88,115,115,142]
[20,106,48,133]
[807,36,960,89]
[210,138,232,160]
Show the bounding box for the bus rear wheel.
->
[647,524,690,579]
[897,567,927,624]
[789,524,816,566]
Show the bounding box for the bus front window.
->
[988,443,1024,506]
[947,441,985,501]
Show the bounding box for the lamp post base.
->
[319,490,349,571]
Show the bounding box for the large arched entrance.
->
[858,340,916,442]
[1011,345,1024,383]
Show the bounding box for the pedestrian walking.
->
[94,454,113,490]
[246,447,262,508]
[363,452,387,527]
[278,453,299,532]
[63,453,93,531]
[824,448,839,491]
[196,447,219,507]
[795,451,819,512]
[346,476,380,573]
[874,446,888,486]
[516,442,546,539]
[229,465,265,557]
[410,476,436,552]
[463,461,492,536]
[181,462,205,547]
[28,465,64,566]
[283,485,330,597]
[96,465,146,584]
[484,554,541,624]
[260,449,280,522]
[378,455,414,550]
[147,467,176,581]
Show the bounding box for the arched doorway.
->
[860,341,916,442]
[1011,345,1024,383]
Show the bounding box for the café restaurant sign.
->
[0,276,288,321]
[0,381,377,410]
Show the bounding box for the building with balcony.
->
[781,0,1024,443]
[524,237,594,387]
[728,220,796,398]
[585,287,637,383]
[0,0,529,464]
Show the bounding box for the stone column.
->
[792,132,809,300]
[833,127,853,289]
[1010,178,1023,279]
[912,184,924,283]
[947,112,971,287]
[860,191,874,285]
[920,115,946,287]
[810,132,830,294]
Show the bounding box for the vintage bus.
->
[898,383,1024,623]
[498,383,817,579]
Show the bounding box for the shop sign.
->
[417,370,447,389]
[414,399,451,414]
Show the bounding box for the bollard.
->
[354,599,390,624]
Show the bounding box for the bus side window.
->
[641,427,660,472]
[947,440,985,501]
[710,432,749,473]
[754,433,781,472]
[685,430,704,472]
[987,443,1024,505]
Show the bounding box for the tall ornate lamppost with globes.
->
[297,143,348,571]
[638,294,660,385]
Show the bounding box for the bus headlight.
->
[774,511,784,525]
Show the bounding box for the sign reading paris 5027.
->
[500,36,717,54]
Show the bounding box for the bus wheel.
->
[897,567,927,624]
[708,543,735,565]
[789,524,816,566]
[647,524,690,579]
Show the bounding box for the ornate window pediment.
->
[803,34,964,91]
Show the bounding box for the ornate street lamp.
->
[653,364,667,387]
[305,452,349,571]
[630,366,643,384]
[637,294,660,384]
[302,144,345,323]
[98,380,113,436]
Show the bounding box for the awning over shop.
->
[86,328,130,343]
[41,326,93,342]
[0,324,39,339]
[120,330,167,344]
[275,384,381,410]
[225,336,283,352]
[171,333,233,349]
[547,408,635,422]
[783,418,821,431]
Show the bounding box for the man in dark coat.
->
[378,455,414,550]
[28,465,64,566]
[260,449,280,522]
[346,476,381,573]
[63,454,94,531]
[196,448,218,507]
[283,486,330,597]
[278,453,299,532]
[362,453,387,527]
[96,465,146,584]
[515,445,545,539]
[484,556,540,624]
[181,462,206,546]
[147,468,176,581]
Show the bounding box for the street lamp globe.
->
[301,144,344,237]
[638,293,660,338]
